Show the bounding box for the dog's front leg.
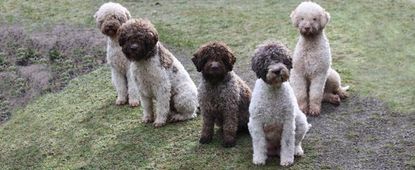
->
[222,110,238,147]
[127,66,140,107]
[140,95,154,123]
[290,72,309,113]
[248,118,267,165]
[199,111,214,144]
[111,68,128,105]
[309,74,327,116]
[153,86,171,127]
[280,117,295,166]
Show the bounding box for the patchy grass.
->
[1,0,414,112]
[0,0,414,169]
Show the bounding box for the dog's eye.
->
[313,18,317,21]
[301,17,304,20]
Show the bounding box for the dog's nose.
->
[130,43,139,49]
[272,68,282,75]
[210,63,219,70]
[304,27,311,31]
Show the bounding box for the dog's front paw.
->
[142,116,154,123]
[295,146,304,157]
[153,121,166,128]
[253,157,266,165]
[222,139,236,148]
[280,159,294,167]
[129,99,140,107]
[199,136,212,144]
[115,98,127,105]
[308,105,321,116]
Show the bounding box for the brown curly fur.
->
[192,42,251,147]
[117,18,158,61]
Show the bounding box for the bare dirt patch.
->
[0,25,106,124]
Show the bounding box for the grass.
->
[1,0,414,112]
[0,0,414,169]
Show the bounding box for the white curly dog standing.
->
[118,19,198,127]
[290,1,349,116]
[248,41,311,167]
[94,2,140,106]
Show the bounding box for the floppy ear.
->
[222,50,236,71]
[191,53,203,72]
[251,54,269,81]
[290,10,299,27]
[283,55,293,70]
[144,30,159,55]
[320,11,330,28]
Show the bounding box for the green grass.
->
[0,0,414,169]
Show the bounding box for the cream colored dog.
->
[290,1,348,116]
[94,2,140,106]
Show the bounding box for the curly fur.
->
[192,42,251,148]
[249,41,311,166]
[118,18,198,127]
[94,2,139,106]
[290,1,337,116]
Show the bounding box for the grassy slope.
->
[0,0,414,169]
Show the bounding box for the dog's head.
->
[192,42,236,84]
[117,18,159,61]
[290,1,330,37]
[251,41,292,86]
[94,2,131,38]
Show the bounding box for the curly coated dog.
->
[248,41,311,166]
[289,1,348,116]
[118,18,198,127]
[94,2,140,106]
[192,42,251,148]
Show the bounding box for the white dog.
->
[249,41,311,166]
[289,1,333,116]
[94,2,140,106]
[118,18,198,127]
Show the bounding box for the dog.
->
[289,1,349,116]
[248,41,311,166]
[192,42,251,148]
[118,18,198,127]
[94,2,140,106]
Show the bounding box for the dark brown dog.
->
[192,42,251,147]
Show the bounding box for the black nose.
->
[272,68,281,74]
[304,27,311,31]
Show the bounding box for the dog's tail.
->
[341,85,350,91]
[337,85,350,99]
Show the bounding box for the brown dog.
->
[192,42,251,147]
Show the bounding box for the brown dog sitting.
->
[192,42,251,147]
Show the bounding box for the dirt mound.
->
[0,25,106,124]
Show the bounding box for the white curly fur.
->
[289,1,332,116]
[94,2,139,106]
[249,80,311,166]
[130,42,198,127]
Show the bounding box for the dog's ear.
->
[222,50,236,71]
[191,52,203,72]
[320,10,330,28]
[251,52,269,81]
[144,28,159,55]
[283,55,293,71]
[290,10,299,28]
